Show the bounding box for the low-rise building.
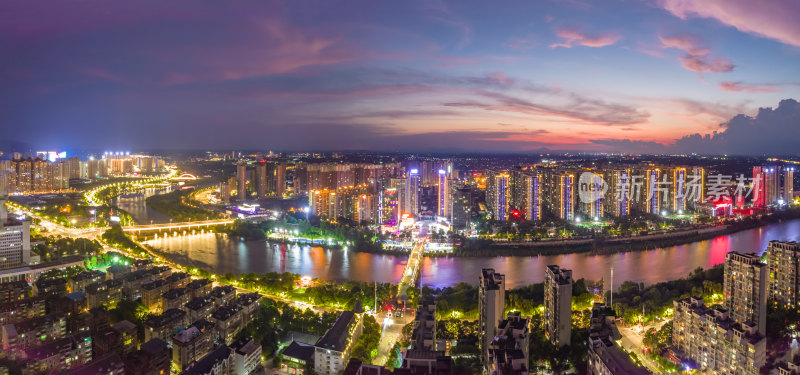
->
[131,259,153,272]
[1,312,67,350]
[672,297,765,375]
[314,306,364,375]
[85,279,123,309]
[212,304,243,345]
[281,341,315,374]
[106,265,131,280]
[179,344,233,375]
[486,312,529,375]
[141,278,169,312]
[35,277,68,299]
[144,308,188,343]
[0,280,29,303]
[210,285,236,307]
[0,297,45,325]
[185,296,216,322]
[172,325,214,372]
[148,265,171,280]
[68,270,105,293]
[236,292,261,324]
[587,303,651,375]
[124,338,171,375]
[22,332,92,373]
[165,272,191,289]
[230,336,262,375]
[66,353,125,375]
[112,320,138,355]
[121,269,153,299]
[187,279,213,299]
[162,287,191,312]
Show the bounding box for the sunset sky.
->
[2,0,799,153]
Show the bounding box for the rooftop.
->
[315,310,357,352]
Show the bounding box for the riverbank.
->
[424,208,800,257]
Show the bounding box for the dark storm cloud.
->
[593,99,800,155]
[672,99,800,155]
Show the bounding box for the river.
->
[112,186,175,225]
[143,219,800,289]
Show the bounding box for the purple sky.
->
[2,0,799,153]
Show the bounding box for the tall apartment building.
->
[4,158,69,193]
[753,165,791,206]
[723,251,767,334]
[672,297,765,375]
[544,265,572,347]
[578,171,604,219]
[236,163,247,200]
[479,269,505,362]
[603,169,630,217]
[766,241,800,308]
[485,170,510,221]
[452,186,475,229]
[436,170,452,219]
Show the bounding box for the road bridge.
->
[122,218,236,234]
[397,238,427,300]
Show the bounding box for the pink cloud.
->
[549,26,620,48]
[507,37,536,50]
[660,0,800,47]
[659,34,733,73]
[718,81,781,93]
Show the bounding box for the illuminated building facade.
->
[486,172,510,221]
[559,174,574,221]
[766,241,800,309]
[437,170,452,219]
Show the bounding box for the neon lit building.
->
[559,175,574,221]
[437,170,451,219]
[604,169,630,217]
[524,174,542,221]
[488,173,510,221]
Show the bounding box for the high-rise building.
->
[236,163,247,200]
[766,241,800,309]
[522,173,542,221]
[579,171,604,219]
[558,174,574,221]
[766,166,781,205]
[669,167,687,213]
[452,187,475,229]
[544,265,572,347]
[753,166,766,207]
[643,168,661,214]
[672,297,765,375]
[723,251,767,334]
[785,167,795,203]
[255,163,268,199]
[486,172,510,221]
[604,169,630,217]
[437,170,451,219]
[479,269,505,363]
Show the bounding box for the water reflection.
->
[113,186,174,224]
[147,219,800,289]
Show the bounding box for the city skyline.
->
[2,0,800,154]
